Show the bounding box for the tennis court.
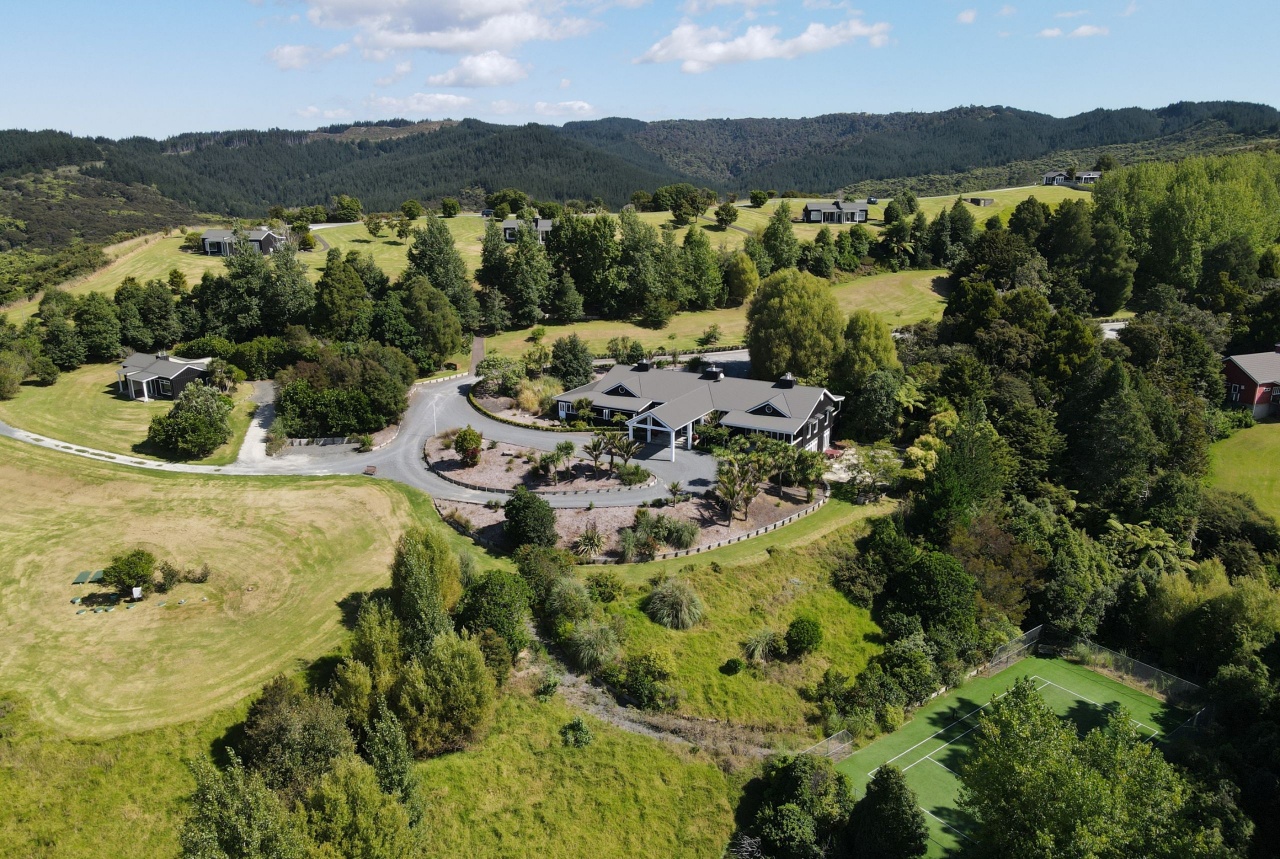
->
[836,655,1196,857]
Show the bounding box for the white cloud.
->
[637,18,891,74]
[298,0,593,56]
[295,105,353,119]
[560,77,571,88]
[956,9,977,24]
[427,51,528,86]
[1055,9,1089,17]
[997,5,1017,16]
[488,99,524,114]
[269,44,318,69]
[1038,27,1064,37]
[1122,1,1139,15]
[375,60,412,86]
[534,100,596,117]
[684,0,774,12]
[1068,24,1108,36]
[366,92,474,116]
[268,42,348,69]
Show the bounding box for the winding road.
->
[0,374,717,509]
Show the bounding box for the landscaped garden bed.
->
[425,432,647,493]
[437,484,814,560]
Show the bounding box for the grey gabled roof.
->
[558,364,841,434]
[501,218,553,232]
[802,200,868,213]
[1227,351,1280,385]
[119,353,211,381]
[201,228,281,242]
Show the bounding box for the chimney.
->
[701,364,724,381]
[778,372,796,388]
[636,358,650,371]
[1274,343,1280,354]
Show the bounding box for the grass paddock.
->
[837,655,1192,856]
[0,437,437,736]
[1209,419,1280,520]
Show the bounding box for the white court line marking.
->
[1036,678,1162,737]
[928,755,962,777]
[890,679,1051,775]
[921,806,974,843]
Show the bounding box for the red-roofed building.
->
[1223,346,1280,418]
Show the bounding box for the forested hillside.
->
[1,102,1275,222]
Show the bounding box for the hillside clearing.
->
[0,438,457,736]
[1210,419,1280,519]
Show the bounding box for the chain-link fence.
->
[977,624,1045,678]
[800,729,855,762]
[1058,636,1202,707]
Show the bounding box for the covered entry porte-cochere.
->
[626,411,694,462]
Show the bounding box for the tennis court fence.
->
[975,625,1045,678]
[1056,635,1202,707]
[800,730,855,762]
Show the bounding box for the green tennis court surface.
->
[836,655,1196,857]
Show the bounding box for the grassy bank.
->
[1210,419,1280,519]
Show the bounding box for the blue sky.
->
[1,0,1275,138]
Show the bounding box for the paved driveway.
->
[0,375,717,509]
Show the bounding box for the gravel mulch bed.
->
[437,484,814,557]
[427,435,631,492]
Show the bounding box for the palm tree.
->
[555,440,577,483]
[667,481,684,502]
[714,458,750,525]
[574,522,605,557]
[583,436,607,477]
[602,431,625,472]
[611,435,642,468]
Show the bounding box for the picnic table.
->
[72,571,92,585]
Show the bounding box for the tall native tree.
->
[745,269,845,383]
[405,214,480,331]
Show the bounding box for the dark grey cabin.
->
[801,200,870,224]
[201,228,286,256]
[116,353,211,401]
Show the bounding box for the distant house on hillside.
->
[1042,170,1103,187]
[200,228,286,257]
[502,218,554,244]
[968,197,996,207]
[116,353,211,401]
[554,362,843,461]
[1223,347,1280,418]
[801,200,869,224]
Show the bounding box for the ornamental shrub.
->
[786,616,824,656]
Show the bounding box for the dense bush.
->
[503,486,558,549]
[241,675,355,801]
[599,650,676,711]
[567,620,621,671]
[102,548,157,596]
[454,570,533,663]
[453,425,483,466]
[146,381,233,458]
[275,342,415,438]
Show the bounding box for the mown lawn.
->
[607,505,887,731]
[0,438,467,736]
[0,362,256,465]
[1210,419,1280,520]
[485,269,950,359]
[913,184,1093,225]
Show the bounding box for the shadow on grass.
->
[930,274,954,299]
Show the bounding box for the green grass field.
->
[0,437,485,736]
[913,184,1093,225]
[485,269,950,359]
[837,655,1193,857]
[0,363,256,465]
[0,677,736,859]
[1210,419,1280,520]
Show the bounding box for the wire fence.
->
[977,625,1045,678]
[800,730,855,762]
[1057,635,1202,708]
